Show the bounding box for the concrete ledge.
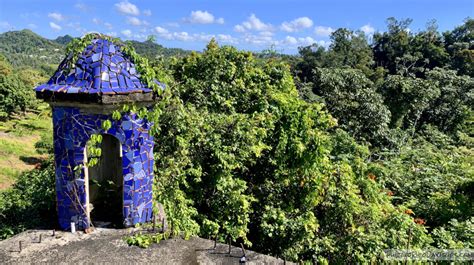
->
[0,229,292,264]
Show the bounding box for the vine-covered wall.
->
[53,106,154,230]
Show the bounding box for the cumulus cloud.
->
[284,36,298,45]
[152,27,236,43]
[184,10,224,24]
[242,33,275,45]
[217,34,238,44]
[126,16,142,26]
[234,14,272,32]
[48,12,65,21]
[154,26,168,34]
[115,1,140,16]
[280,17,313,32]
[297,36,316,46]
[121,29,132,37]
[234,25,245,33]
[314,26,334,37]
[49,22,62,31]
[143,9,152,16]
[360,24,375,35]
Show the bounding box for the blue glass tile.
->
[93,77,101,89]
[93,67,100,77]
[91,52,102,62]
[66,87,80,93]
[122,121,132,131]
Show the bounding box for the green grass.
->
[0,106,52,189]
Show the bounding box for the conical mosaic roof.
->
[35,38,161,95]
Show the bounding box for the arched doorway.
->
[85,134,123,228]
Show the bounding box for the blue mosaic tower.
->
[35,36,161,230]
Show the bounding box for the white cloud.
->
[243,33,275,45]
[280,17,313,32]
[234,14,272,32]
[49,22,62,31]
[127,16,142,26]
[172,32,193,41]
[154,26,168,34]
[115,1,140,16]
[48,12,65,21]
[216,18,225,24]
[279,36,329,51]
[143,9,152,16]
[27,23,37,29]
[297,36,315,46]
[234,25,246,32]
[185,10,224,24]
[284,36,298,45]
[259,31,273,37]
[92,18,100,25]
[106,32,118,37]
[217,34,238,44]
[360,24,374,34]
[153,28,233,43]
[360,24,375,35]
[121,29,132,37]
[314,26,334,37]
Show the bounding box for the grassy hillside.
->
[0,30,191,70]
[0,29,64,69]
[0,110,52,190]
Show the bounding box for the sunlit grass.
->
[0,107,52,189]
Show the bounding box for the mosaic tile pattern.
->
[53,106,154,230]
[34,38,165,95]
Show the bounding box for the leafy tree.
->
[0,54,39,119]
[294,44,327,82]
[444,18,474,77]
[422,68,474,135]
[310,68,391,145]
[373,18,413,75]
[151,41,431,262]
[380,74,439,130]
[326,28,374,75]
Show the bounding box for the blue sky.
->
[0,0,472,53]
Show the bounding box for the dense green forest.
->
[0,18,472,263]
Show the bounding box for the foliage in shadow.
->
[0,158,56,240]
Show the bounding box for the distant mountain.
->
[0,29,64,68]
[54,35,74,45]
[0,30,191,70]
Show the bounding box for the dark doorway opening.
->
[86,134,123,228]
